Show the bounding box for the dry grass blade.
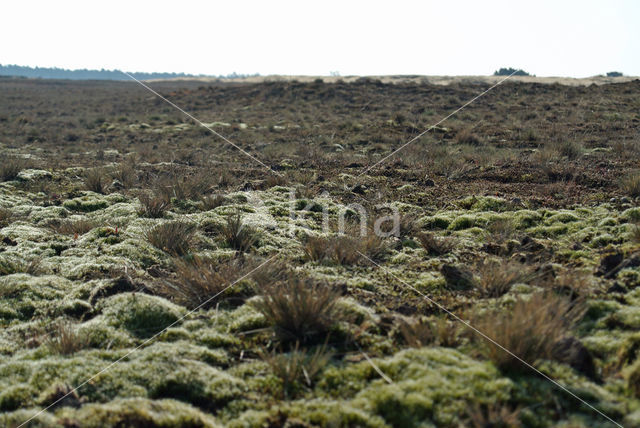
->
[145,221,195,256]
[252,277,341,344]
[473,292,585,373]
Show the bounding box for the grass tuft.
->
[252,277,341,344]
[221,212,261,252]
[260,342,332,399]
[146,221,195,256]
[473,292,584,373]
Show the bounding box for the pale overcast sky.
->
[2,0,638,77]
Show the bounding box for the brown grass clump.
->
[201,194,226,210]
[145,221,195,256]
[455,129,482,146]
[475,259,530,298]
[620,171,640,197]
[221,212,261,252]
[45,320,89,355]
[84,168,107,194]
[0,207,13,227]
[49,219,95,236]
[112,162,137,189]
[473,292,584,373]
[261,342,332,399]
[157,169,215,201]
[138,192,170,218]
[160,256,250,309]
[0,156,26,181]
[399,316,460,348]
[417,232,457,256]
[556,140,583,160]
[251,277,341,344]
[465,402,521,428]
[303,233,388,265]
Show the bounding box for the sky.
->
[2,0,638,77]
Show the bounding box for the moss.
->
[318,347,512,427]
[63,195,109,212]
[55,398,220,427]
[420,215,450,230]
[100,293,185,338]
[0,382,33,411]
[459,196,511,212]
[448,215,476,231]
[512,210,543,228]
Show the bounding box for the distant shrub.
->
[252,277,341,344]
[473,292,584,373]
[146,221,195,255]
[607,71,623,77]
[493,67,530,77]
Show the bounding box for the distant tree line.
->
[0,64,259,80]
[493,67,532,77]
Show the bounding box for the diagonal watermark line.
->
[17,255,278,428]
[121,71,283,176]
[355,250,624,428]
[357,70,518,178]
